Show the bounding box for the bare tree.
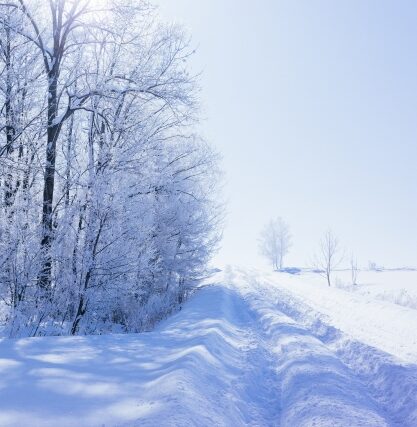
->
[259,217,292,270]
[314,230,343,287]
[350,254,359,285]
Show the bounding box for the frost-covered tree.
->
[259,217,292,270]
[0,0,221,337]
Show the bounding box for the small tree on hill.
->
[314,230,343,286]
[259,217,292,270]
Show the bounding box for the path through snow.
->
[0,267,414,426]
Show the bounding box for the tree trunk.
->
[39,72,60,289]
[4,25,16,208]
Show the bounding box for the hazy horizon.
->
[157,0,417,269]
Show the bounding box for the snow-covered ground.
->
[337,269,417,310]
[251,268,417,364]
[0,266,416,426]
[231,266,417,426]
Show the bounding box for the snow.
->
[0,266,416,426]
[0,286,277,427]
[230,266,417,426]
[343,269,417,310]
[250,268,417,364]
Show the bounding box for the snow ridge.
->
[236,268,417,427]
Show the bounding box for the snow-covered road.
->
[0,267,415,426]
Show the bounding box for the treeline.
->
[0,0,221,336]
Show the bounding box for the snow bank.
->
[257,269,417,364]
[227,268,391,427]
[232,267,417,426]
[0,286,275,426]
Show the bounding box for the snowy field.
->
[255,267,417,364]
[336,269,417,310]
[0,266,416,426]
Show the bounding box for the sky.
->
[156,0,417,269]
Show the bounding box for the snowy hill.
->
[0,266,416,426]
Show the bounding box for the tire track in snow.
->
[202,283,282,426]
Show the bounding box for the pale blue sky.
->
[157,1,417,268]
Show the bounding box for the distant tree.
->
[368,261,383,271]
[350,254,359,285]
[259,217,292,270]
[314,230,343,286]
